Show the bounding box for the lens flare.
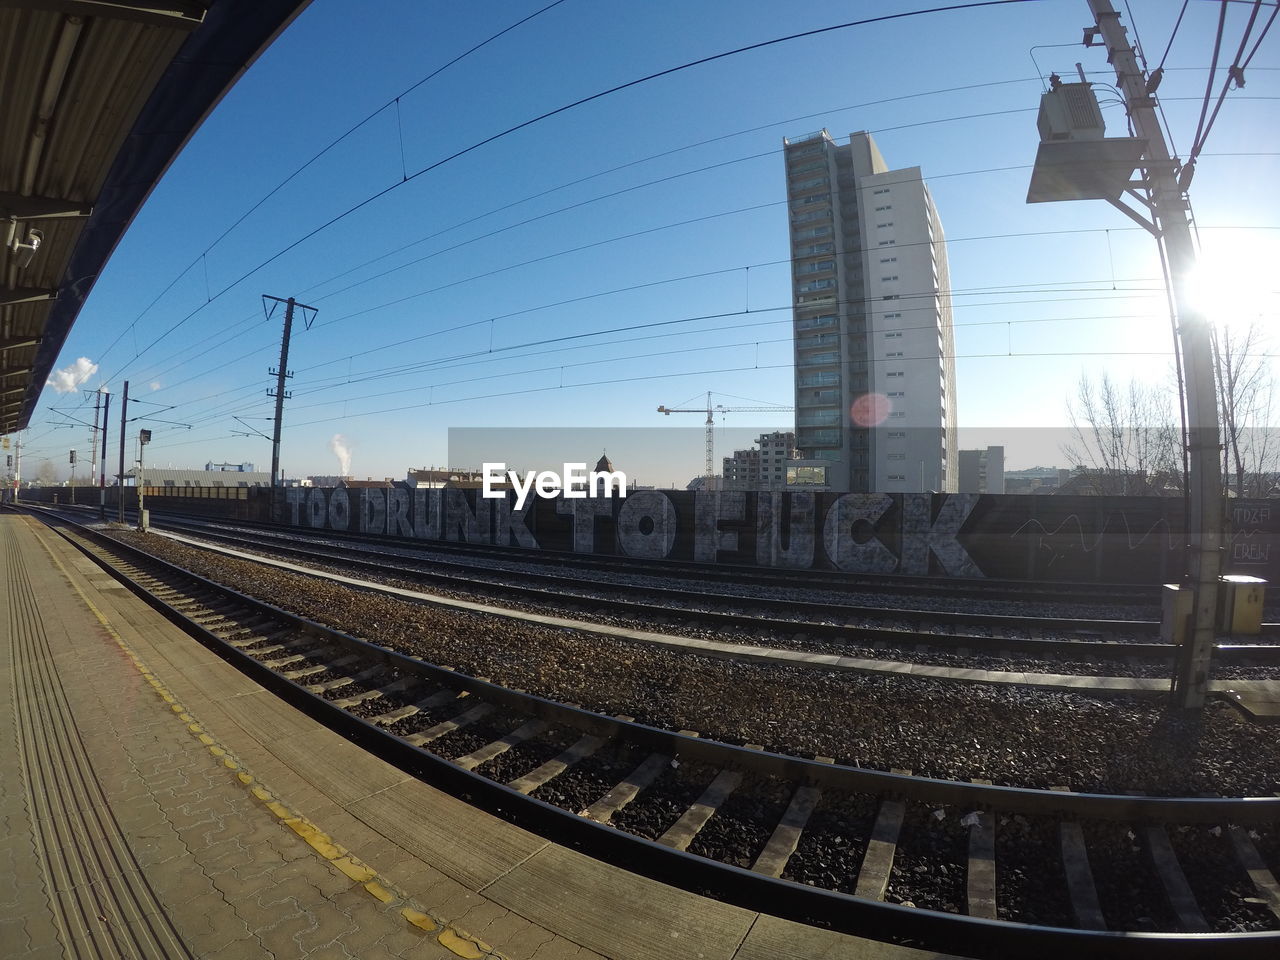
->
[851,393,891,427]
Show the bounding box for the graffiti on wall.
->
[280,486,1235,582]
[1229,502,1272,566]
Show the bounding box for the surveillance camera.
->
[11,228,42,270]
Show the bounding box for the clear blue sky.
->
[21,0,1280,484]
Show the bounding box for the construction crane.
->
[657,391,793,483]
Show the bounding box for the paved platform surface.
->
[0,512,950,959]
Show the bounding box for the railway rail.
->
[17,506,1280,959]
[96,509,1280,671]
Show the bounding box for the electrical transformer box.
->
[1037,82,1105,142]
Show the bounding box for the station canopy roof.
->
[1,0,311,433]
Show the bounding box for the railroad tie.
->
[853,768,911,902]
[261,652,308,670]
[965,779,997,920]
[1051,785,1107,930]
[1228,825,1280,922]
[331,674,416,710]
[226,626,291,649]
[583,752,671,823]
[752,782,824,878]
[658,769,743,851]
[453,719,548,771]
[307,663,381,695]
[281,660,332,680]
[405,702,494,746]
[1128,789,1209,933]
[370,688,458,727]
[507,734,604,794]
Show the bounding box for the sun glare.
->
[1187,232,1279,336]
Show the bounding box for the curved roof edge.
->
[18,0,312,429]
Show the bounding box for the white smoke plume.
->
[329,434,352,476]
[47,357,98,394]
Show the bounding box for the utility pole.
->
[99,389,110,521]
[117,380,129,523]
[1082,0,1223,708]
[89,390,100,486]
[264,295,317,521]
[137,428,151,532]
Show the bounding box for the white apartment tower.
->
[783,129,957,492]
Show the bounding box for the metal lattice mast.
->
[264,295,317,518]
[1087,0,1224,708]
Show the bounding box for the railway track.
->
[21,508,1280,958]
[134,503,1164,606]
[108,510,1280,670]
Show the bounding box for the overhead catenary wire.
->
[1186,0,1278,165]
[94,63,1275,395]
[27,8,1269,471]
[92,0,572,370]
[100,0,1043,381]
[167,287,1187,435]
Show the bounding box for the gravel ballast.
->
[107,528,1280,798]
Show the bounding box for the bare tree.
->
[1214,321,1279,498]
[1062,372,1183,495]
[37,460,57,485]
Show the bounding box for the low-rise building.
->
[128,467,272,487]
[958,446,1005,494]
[723,432,799,490]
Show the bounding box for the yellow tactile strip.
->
[29,519,507,960]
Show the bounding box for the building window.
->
[884,314,902,321]
[875,205,892,212]
[876,221,894,228]
[798,278,835,293]
[879,257,897,263]
[878,240,896,246]
[887,391,905,397]
[882,294,899,300]
[794,224,832,240]
[889,411,906,418]
[792,209,830,224]
[888,473,906,481]
[873,187,891,195]
[880,275,898,282]
[791,176,829,191]
[887,371,904,378]
[886,351,904,358]
[884,331,902,338]
[888,453,906,460]
[888,431,906,439]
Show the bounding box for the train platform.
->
[0,511,944,960]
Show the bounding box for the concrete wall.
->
[19,484,1276,585]
[277,486,1277,584]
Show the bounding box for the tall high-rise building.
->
[783,129,957,492]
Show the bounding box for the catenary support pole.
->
[99,391,110,521]
[1087,0,1223,708]
[269,296,295,508]
[89,389,100,486]
[264,294,316,522]
[117,380,128,523]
